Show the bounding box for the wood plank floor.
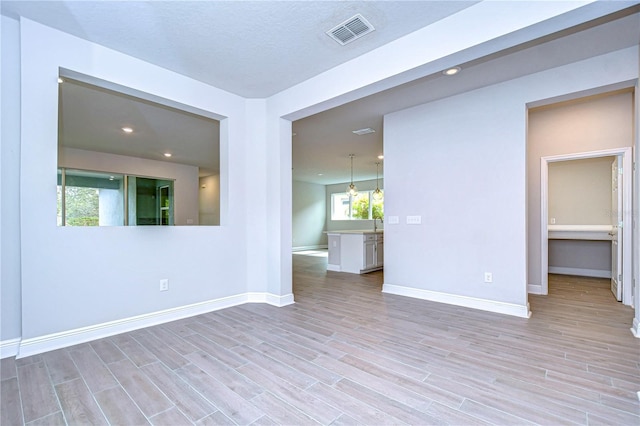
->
[2,252,639,425]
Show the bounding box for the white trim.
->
[528,284,543,295]
[16,292,294,359]
[548,266,611,279]
[632,318,640,338]
[540,147,633,307]
[1,338,21,359]
[247,292,295,307]
[382,283,531,318]
[327,264,341,272]
[292,245,328,252]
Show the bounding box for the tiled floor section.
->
[1,253,639,425]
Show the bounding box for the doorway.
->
[540,147,633,305]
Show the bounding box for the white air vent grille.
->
[327,14,375,45]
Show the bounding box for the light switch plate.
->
[406,215,422,225]
[388,216,399,224]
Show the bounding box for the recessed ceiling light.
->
[318,173,323,176]
[377,155,384,159]
[443,67,461,76]
[163,152,172,158]
[57,77,64,84]
[352,127,375,136]
[122,127,133,133]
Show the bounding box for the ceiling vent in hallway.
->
[326,14,375,45]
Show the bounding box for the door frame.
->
[540,147,633,305]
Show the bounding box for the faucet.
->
[374,216,383,232]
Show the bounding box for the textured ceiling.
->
[4,1,639,185]
[1,0,478,98]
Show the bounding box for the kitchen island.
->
[326,230,383,274]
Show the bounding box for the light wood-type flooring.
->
[1,251,639,425]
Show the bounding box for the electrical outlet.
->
[484,272,493,283]
[550,217,556,224]
[406,215,422,225]
[160,279,169,291]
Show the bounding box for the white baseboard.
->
[528,284,543,295]
[327,264,341,272]
[1,338,21,359]
[632,318,640,338]
[382,283,531,318]
[292,245,328,252]
[247,292,295,307]
[548,266,611,279]
[15,292,295,359]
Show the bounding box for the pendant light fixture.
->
[373,161,383,201]
[346,154,358,197]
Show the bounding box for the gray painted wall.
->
[1,16,22,343]
[15,18,250,344]
[384,47,636,310]
[292,180,327,249]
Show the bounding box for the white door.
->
[610,156,622,301]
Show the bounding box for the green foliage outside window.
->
[58,186,99,226]
[351,194,370,219]
[331,190,383,220]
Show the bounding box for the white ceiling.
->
[1,0,479,98]
[3,1,639,185]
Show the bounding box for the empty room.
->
[2,1,639,425]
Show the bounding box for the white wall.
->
[325,178,384,233]
[60,148,200,226]
[1,16,22,349]
[199,174,220,226]
[383,47,638,318]
[528,91,634,288]
[10,18,281,356]
[292,180,326,250]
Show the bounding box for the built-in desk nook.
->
[547,224,613,241]
[547,225,614,279]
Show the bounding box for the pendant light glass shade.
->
[372,161,383,201]
[346,154,358,196]
[372,188,383,201]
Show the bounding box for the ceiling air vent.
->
[326,14,375,45]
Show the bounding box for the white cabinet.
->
[363,233,383,272]
[327,231,383,274]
